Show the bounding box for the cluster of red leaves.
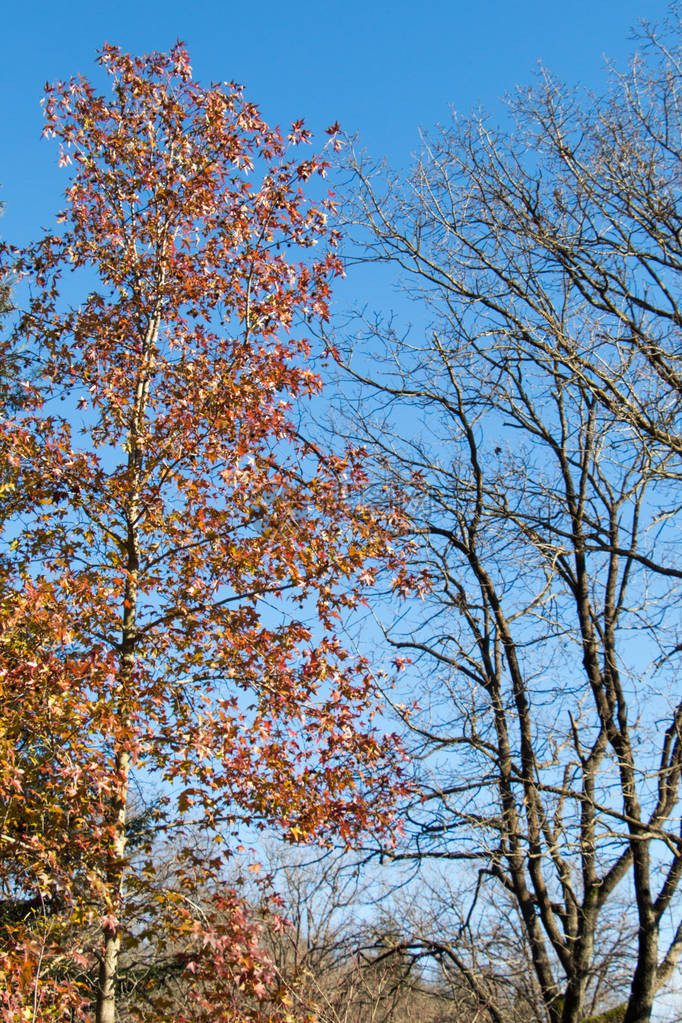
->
[0,947,88,1023]
[0,43,408,1020]
[126,878,305,1023]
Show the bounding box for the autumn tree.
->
[339,10,682,1023]
[0,45,405,1022]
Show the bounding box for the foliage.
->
[0,44,406,1021]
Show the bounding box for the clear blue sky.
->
[0,0,667,246]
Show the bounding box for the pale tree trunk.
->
[95,748,130,1023]
[94,310,159,1023]
[95,596,137,1023]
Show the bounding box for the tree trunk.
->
[623,920,658,1023]
[94,312,152,1022]
[95,748,130,1023]
[560,976,587,1023]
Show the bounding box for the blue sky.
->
[0,0,667,246]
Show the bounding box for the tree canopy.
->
[0,44,406,1022]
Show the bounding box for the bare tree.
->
[246,843,460,1023]
[338,9,682,1023]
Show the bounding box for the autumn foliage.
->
[0,44,404,1020]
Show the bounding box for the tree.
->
[0,44,405,1022]
[340,10,682,1023]
[243,842,469,1023]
